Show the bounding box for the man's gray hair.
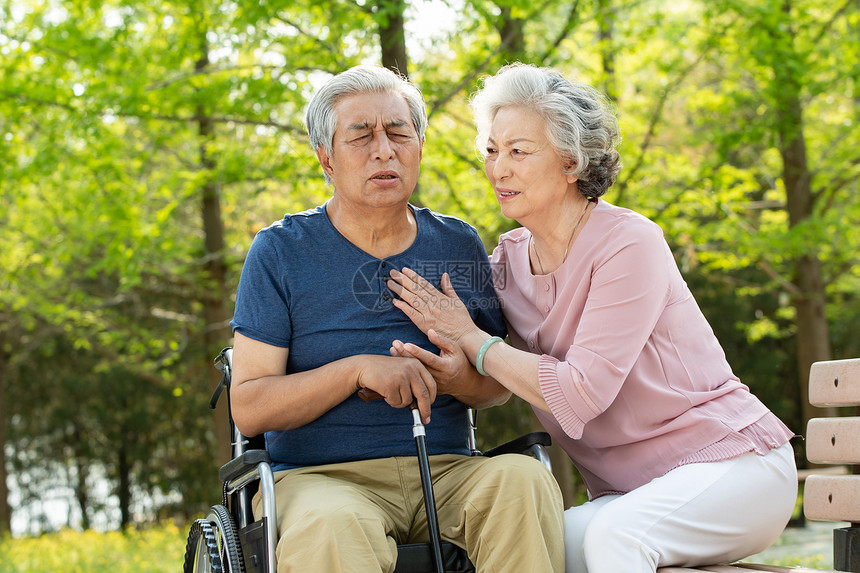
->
[471,63,622,198]
[305,65,428,160]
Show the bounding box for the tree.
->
[2,0,858,531]
[0,331,9,533]
[0,0,324,527]
[685,0,860,432]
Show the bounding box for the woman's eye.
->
[486,147,497,155]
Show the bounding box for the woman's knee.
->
[563,497,618,572]
[579,503,628,552]
[581,513,660,572]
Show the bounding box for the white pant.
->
[564,442,797,573]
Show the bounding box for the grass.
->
[0,519,838,572]
[0,523,187,573]
[743,519,836,570]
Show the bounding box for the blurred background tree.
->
[1,0,857,532]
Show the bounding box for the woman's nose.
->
[492,156,510,180]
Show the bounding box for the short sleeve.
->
[230,230,292,348]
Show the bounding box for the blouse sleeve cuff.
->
[539,354,588,440]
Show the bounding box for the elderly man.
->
[229,65,564,572]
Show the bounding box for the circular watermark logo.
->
[350,260,503,312]
[352,260,394,311]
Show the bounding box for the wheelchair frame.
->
[183,347,553,573]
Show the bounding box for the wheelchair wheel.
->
[184,519,222,573]
[184,505,245,573]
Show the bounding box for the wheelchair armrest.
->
[482,432,552,458]
[219,449,272,483]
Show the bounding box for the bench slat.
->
[806,417,860,464]
[803,474,860,521]
[809,358,860,406]
[656,565,838,572]
[732,565,839,572]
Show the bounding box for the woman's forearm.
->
[459,329,551,413]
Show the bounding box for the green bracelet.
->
[475,336,503,376]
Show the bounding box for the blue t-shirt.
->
[231,203,506,471]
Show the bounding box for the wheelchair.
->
[183,347,554,573]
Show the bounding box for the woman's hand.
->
[388,268,476,342]
[390,330,511,409]
[390,330,470,396]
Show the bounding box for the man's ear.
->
[316,146,335,180]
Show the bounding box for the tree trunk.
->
[496,6,526,62]
[597,0,618,102]
[378,0,409,77]
[0,331,10,534]
[773,0,834,427]
[792,255,833,425]
[74,451,91,530]
[196,45,233,466]
[118,442,131,529]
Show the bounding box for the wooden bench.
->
[655,358,860,573]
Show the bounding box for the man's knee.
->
[485,454,561,500]
[459,454,562,529]
[458,455,565,570]
[276,501,396,572]
[282,501,379,534]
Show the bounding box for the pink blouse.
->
[490,200,795,498]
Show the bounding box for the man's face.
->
[317,91,424,210]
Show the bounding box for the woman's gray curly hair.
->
[471,63,622,198]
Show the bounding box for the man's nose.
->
[371,131,395,159]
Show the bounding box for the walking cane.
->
[359,389,446,573]
[410,405,446,573]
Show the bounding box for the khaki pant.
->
[253,453,564,572]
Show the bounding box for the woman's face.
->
[484,106,576,224]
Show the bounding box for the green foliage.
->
[2,0,858,533]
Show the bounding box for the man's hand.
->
[389,330,511,409]
[390,329,470,397]
[354,354,437,423]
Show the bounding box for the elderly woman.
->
[387,63,797,572]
